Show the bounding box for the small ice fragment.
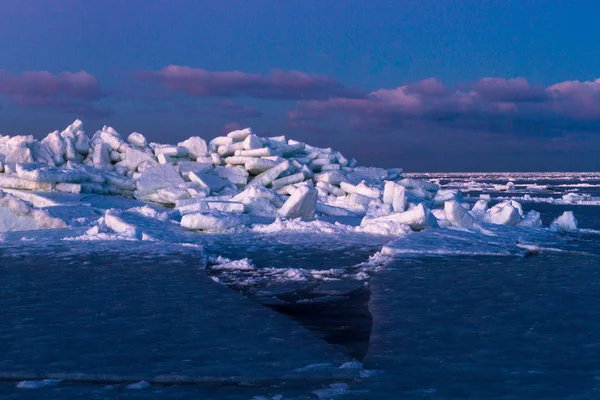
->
[16,379,61,389]
[312,383,348,399]
[126,380,151,389]
[339,360,363,369]
[550,211,578,232]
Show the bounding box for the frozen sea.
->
[2,172,600,399]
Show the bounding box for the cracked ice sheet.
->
[381,223,570,258]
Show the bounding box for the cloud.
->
[221,122,243,133]
[0,70,110,118]
[136,65,364,100]
[196,99,262,118]
[475,77,548,102]
[289,77,600,136]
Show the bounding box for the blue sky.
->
[1,0,600,171]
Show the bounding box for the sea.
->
[1,172,600,399]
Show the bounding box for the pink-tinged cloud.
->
[547,79,600,119]
[475,77,547,102]
[0,70,110,117]
[137,65,364,100]
[289,77,600,135]
[221,122,243,133]
[198,99,262,118]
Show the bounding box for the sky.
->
[1,0,600,171]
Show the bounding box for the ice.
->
[345,166,387,185]
[232,186,284,208]
[215,166,248,186]
[314,171,345,186]
[245,158,278,174]
[135,164,185,196]
[359,219,412,236]
[74,131,90,154]
[157,153,173,164]
[238,147,273,157]
[243,196,278,216]
[278,185,318,219]
[486,200,523,226]
[434,188,462,205]
[444,200,475,229]
[15,163,90,184]
[316,181,345,197]
[209,256,256,271]
[104,209,143,239]
[204,201,245,213]
[127,132,147,147]
[271,172,306,189]
[153,145,188,157]
[312,382,349,398]
[227,127,252,142]
[16,379,61,389]
[0,120,582,265]
[249,160,290,187]
[382,181,406,212]
[316,202,358,217]
[181,211,248,232]
[217,142,245,157]
[0,175,53,191]
[125,147,155,171]
[92,142,111,167]
[41,131,66,165]
[178,136,207,159]
[125,380,151,390]
[243,134,263,150]
[178,161,213,179]
[156,185,191,203]
[361,203,437,231]
[550,211,578,232]
[518,210,543,229]
[346,192,373,207]
[471,198,489,216]
[189,171,228,193]
[341,181,381,199]
[0,190,66,232]
[6,144,34,164]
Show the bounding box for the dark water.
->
[2,175,600,399]
[365,251,600,399]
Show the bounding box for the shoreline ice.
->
[0,120,585,266]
